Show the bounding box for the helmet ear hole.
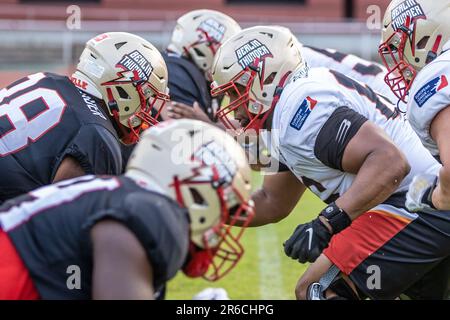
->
[116,86,131,99]
[190,188,207,205]
[417,36,430,49]
[264,72,277,85]
[193,47,206,57]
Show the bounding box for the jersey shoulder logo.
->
[80,92,107,121]
[414,75,448,107]
[289,96,317,131]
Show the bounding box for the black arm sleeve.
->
[167,64,202,107]
[314,106,368,171]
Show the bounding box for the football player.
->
[120,10,241,166]
[379,0,450,211]
[164,9,241,122]
[298,42,397,103]
[0,32,169,203]
[210,26,450,299]
[0,119,254,299]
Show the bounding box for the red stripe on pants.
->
[323,210,412,275]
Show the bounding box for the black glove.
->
[284,202,351,264]
[283,217,332,263]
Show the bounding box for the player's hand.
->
[283,217,332,264]
[406,173,438,212]
[166,101,212,123]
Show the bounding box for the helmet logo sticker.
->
[235,39,272,70]
[193,141,237,184]
[115,50,153,82]
[390,0,426,31]
[92,33,110,44]
[197,18,226,43]
[235,39,273,89]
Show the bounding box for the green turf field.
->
[167,172,324,300]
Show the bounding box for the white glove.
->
[193,288,230,300]
[406,174,438,212]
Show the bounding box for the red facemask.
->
[173,166,255,281]
[103,70,170,145]
[183,30,222,82]
[378,22,417,102]
[211,61,290,134]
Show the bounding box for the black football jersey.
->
[0,175,190,299]
[163,52,214,120]
[0,72,122,202]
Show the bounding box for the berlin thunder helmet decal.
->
[108,50,154,83]
[193,140,237,184]
[390,0,426,31]
[197,18,227,47]
[235,39,273,88]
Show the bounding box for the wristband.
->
[319,202,351,234]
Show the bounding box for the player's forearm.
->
[336,147,410,220]
[245,172,306,227]
[432,165,450,210]
[249,188,291,227]
[430,110,450,210]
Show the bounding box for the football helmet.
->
[379,0,450,102]
[210,25,305,132]
[73,32,170,144]
[126,119,254,281]
[168,9,241,80]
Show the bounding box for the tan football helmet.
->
[379,0,450,101]
[125,119,254,281]
[72,32,170,144]
[211,25,305,132]
[168,9,241,80]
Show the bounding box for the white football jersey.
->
[271,67,440,203]
[407,41,450,157]
[301,45,397,103]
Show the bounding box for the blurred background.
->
[0,0,391,87]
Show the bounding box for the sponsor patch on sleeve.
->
[414,75,448,107]
[289,96,317,131]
